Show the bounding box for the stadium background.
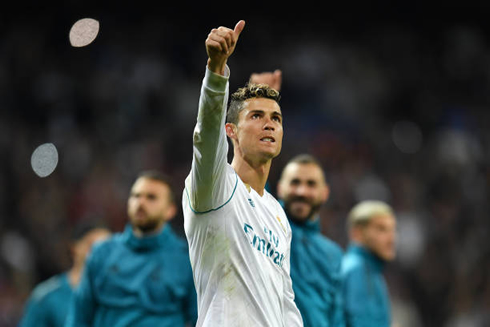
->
[1,2,490,326]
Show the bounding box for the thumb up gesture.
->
[206,20,246,75]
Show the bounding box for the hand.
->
[249,69,282,91]
[206,20,245,75]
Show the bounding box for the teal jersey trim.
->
[185,172,238,214]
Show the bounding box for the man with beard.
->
[66,170,197,327]
[277,154,345,327]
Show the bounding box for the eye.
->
[251,113,261,119]
[307,180,317,187]
[272,115,282,123]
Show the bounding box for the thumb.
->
[234,20,245,38]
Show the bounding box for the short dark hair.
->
[70,219,109,242]
[226,83,281,125]
[286,153,322,167]
[281,154,327,183]
[136,170,175,202]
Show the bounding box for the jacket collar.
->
[290,214,321,233]
[280,199,321,233]
[122,223,171,251]
[349,242,385,272]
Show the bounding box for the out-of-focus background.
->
[1,2,490,326]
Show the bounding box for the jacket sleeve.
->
[330,261,346,327]
[342,266,376,327]
[18,294,51,327]
[184,66,232,214]
[65,251,97,327]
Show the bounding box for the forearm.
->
[188,66,229,212]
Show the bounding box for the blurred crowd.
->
[1,4,490,327]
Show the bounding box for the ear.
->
[350,225,364,243]
[321,182,330,203]
[164,203,177,222]
[225,123,238,140]
[69,243,77,258]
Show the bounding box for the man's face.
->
[358,213,397,261]
[227,97,283,163]
[278,162,329,222]
[127,177,176,234]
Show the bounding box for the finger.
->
[206,38,224,53]
[207,33,229,53]
[234,20,245,38]
[216,28,234,51]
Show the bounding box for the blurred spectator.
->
[341,200,397,327]
[18,221,111,327]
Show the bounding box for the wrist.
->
[207,58,227,76]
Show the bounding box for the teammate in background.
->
[277,154,345,327]
[19,221,111,327]
[182,20,303,326]
[66,170,197,327]
[250,70,344,326]
[341,200,397,327]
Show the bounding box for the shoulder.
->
[167,227,190,252]
[319,235,344,261]
[86,232,123,263]
[264,190,285,212]
[93,233,120,252]
[28,273,68,304]
[341,249,365,277]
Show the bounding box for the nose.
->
[263,117,275,131]
[295,183,309,196]
[133,196,145,208]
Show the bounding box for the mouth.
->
[289,196,310,204]
[260,136,275,143]
[135,209,147,219]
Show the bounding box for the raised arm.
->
[249,69,282,91]
[185,21,245,213]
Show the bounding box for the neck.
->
[68,265,82,287]
[132,221,165,238]
[231,155,272,196]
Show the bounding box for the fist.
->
[206,20,245,75]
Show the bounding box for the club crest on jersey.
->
[276,216,286,233]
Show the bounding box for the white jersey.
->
[182,66,303,327]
